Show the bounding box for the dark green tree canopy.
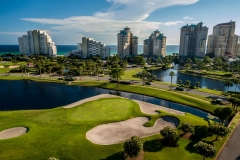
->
[124,136,143,158]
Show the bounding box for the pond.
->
[0,80,217,121]
[151,68,240,92]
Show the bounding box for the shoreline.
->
[0,75,220,114]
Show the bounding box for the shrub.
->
[193,141,216,159]
[124,136,143,158]
[223,74,233,77]
[160,126,177,140]
[179,123,194,134]
[208,124,230,140]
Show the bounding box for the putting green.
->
[69,98,133,122]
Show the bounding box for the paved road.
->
[217,122,240,160]
[150,83,227,101]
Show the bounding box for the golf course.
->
[0,95,229,160]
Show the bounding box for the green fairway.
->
[0,97,229,160]
[121,68,142,80]
[69,98,133,122]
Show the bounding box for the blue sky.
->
[0,0,239,45]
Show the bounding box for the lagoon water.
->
[151,68,240,92]
[0,80,217,121]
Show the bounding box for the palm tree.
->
[3,65,10,75]
[19,64,26,77]
[139,69,149,85]
[169,71,175,90]
[224,81,233,91]
[177,79,182,86]
[109,67,124,87]
[48,65,54,75]
[37,63,43,78]
[196,82,200,88]
[233,79,240,91]
[185,80,191,93]
[77,66,83,80]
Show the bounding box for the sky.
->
[0,0,239,45]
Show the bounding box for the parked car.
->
[176,87,184,91]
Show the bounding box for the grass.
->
[0,61,27,66]
[0,97,232,160]
[196,88,223,96]
[0,97,219,160]
[121,68,142,80]
[0,68,6,73]
[96,83,220,113]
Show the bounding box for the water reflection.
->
[151,68,240,92]
[0,80,217,122]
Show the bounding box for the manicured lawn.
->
[97,83,220,113]
[0,61,27,66]
[0,98,229,160]
[69,98,133,122]
[196,88,223,96]
[0,68,6,74]
[121,68,142,80]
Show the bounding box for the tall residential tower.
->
[206,21,240,58]
[179,22,208,58]
[117,27,138,59]
[18,30,57,56]
[143,30,166,57]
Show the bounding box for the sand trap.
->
[134,100,185,116]
[0,127,28,140]
[86,116,179,145]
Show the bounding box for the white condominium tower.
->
[179,22,208,58]
[143,30,166,57]
[117,27,138,59]
[70,37,110,59]
[207,21,240,58]
[18,30,57,56]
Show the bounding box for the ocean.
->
[0,45,179,56]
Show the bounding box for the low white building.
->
[68,37,111,59]
[18,30,57,56]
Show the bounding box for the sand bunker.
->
[86,116,179,145]
[134,100,185,116]
[0,127,28,140]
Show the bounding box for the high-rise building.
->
[69,37,110,59]
[206,21,240,58]
[18,30,57,56]
[179,22,208,58]
[117,27,138,59]
[143,30,166,57]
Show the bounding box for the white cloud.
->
[164,21,184,26]
[20,0,199,44]
[95,0,199,21]
[184,16,194,20]
[0,32,26,36]
[22,17,162,34]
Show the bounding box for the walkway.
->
[217,122,240,160]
